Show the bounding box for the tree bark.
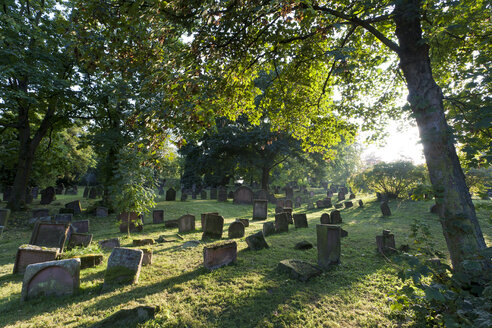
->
[261,165,270,191]
[394,0,487,270]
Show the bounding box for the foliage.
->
[465,168,492,198]
[350,161,427,198]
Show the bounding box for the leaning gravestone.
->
[210,188,218,200]
[178,214,195,233]
[200,190,207,199]
[13,245,60,274]
[253,199,268,220]
[228,221,245,239]
[0,209,10,227]
[233,186,254,204]
[21,258,80,301]
[203,241,237,270]
[376,230,396,255]
[67,233,93,249]
[96,207,109,217]
[72,220,89,233]
[380,202,391,217]
[293,213,308,228]
[202,213,224,240]
[30,222,70,252]
[65,200,82,215]
[118,212,143,233]
[277,259,321,282]
[274,213,289,233]
[152,210,164,224]
[217,187,227,202]
[262,222,275,237]
[330,210,342,224]
[245,231,269,250]
[165,188,176,201]
[317,224,341,269]
[99,238,120,251]
[104,247,143,288]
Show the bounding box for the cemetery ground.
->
[0,190,491,327]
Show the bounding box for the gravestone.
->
[200,190,207,199]
[268,193,277,204]
[228,221,245,239]
[236,218,249,227]
[99,238,120,251]
[376,230,396,254]
[65,201,82,215]
[53,213,73,224]
[218,187,228,202]
[32,208,49,218]
[201,212,219,229]
[31,187,39,199]
[203,241,237,270]
[152,210,164,224]
[252,199,268,220]
[380,202,391,216]
[2,186,12,202]
[0,209,10,227]
[277,259,321,282]
[293,213,308,228]
[344,201,353,209]
[76,254,104,269]
[118,212,143,233]
[330,210,342,224]
[326,190,333,197]
[358,200,364,207]
[21,258,80,301]
[164,219,178,228]
[255,189,268,200]
[72,220,89,233]
[30,222,70,251]
[55,184,64,195]
[178,214,195,233]
[334,203,343,209]
[180,193,188,201]
[337,191,345,202]
[245,231,269,250]
[233,186,254,204]
[322,198,332,208]
[165,188,176,201]
[141,248,153,266]
[262,222,275,237]
[67,233,92,249]
[210,188,218,200]
[83,187,89,198]
[285,199,293,208]
[104,247,143,287]
[349,193,356,199]
[88,187,98,199]
[320,213,331,224]
[96,207,109,217]
[285,186,294,199]
[13,245,60,274]
[133,238,155,246]
[202,213,224,240]
[275,213,289,233]
[316,200,324,209]
[317,224,341,269]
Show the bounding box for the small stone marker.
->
[54,213,73,224]
[152,210,164,224]
[141,248,153,266]
[380,202,391,216]
[218,187,228,202]
[178,214,196,233]
[262,222,275,237]
[358,200,364,207]
[203,241,237,270]
[317,224,341,269]
[13,245,60,274]
[67,233,93,249]
[274,213,289,233]
[96,207,109,217]
[21,258,80,301]
[210,187,218,200]
[32,208,49,218]
[72,220,89,233]
[233,186,254,204]
[200,190,207,199]
[236,218,249,227]
[344,201,353,209]
[349,193,356,199]
[245,231,269,250]
[376,230,396,254]
[277,259,322,282]
[30,222,70,251]
[132,238,155,246]
[104,247,143,287]
[320,213,331,224]
[65,200,82,215]
[40,187,55,204]
[118,212,143,233]
[99,238,120,251]
[252,199,268,220]
[330,210,342,224]
[0,208,10,227]
[228,221,245,239]
[202,213,224,240]
[75,254,104,269]
[165,188,176,201]
[293,213,308,228]
[337,191,345,202]
[164,219,178,228]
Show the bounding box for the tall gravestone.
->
[118,212,143,233]
[202,213,224,240]
[40,187,55,205]
[274,213,289,233]
[104,247,143,288]
[252,200,268,220]
[317,224,341,269]
[153,210,164,224]
[165,188,176,201]
[178,214,195,233]
[293,213,308,228]
[330,210,342,224]
[217,187,227,202]
[233,186,254,204]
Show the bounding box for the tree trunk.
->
[394,0,487,270]
[8,141,34,211]
[261,166,270,191]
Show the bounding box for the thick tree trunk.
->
[261,166,269,191]
[8,142,34,211]
[394,0,487,270]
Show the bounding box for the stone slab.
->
[104,247,143,287]
[277,259,322,282]
[203,241,237,270]
[13,245,60,274]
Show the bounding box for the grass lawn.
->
[0,189,491,327]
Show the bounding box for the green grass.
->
[0,189,491,327]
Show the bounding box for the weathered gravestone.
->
[380,202,391,217]
[88,187,98,199]
[323,198,332,208]
[21,258,80,301]
[200,190,207,199]
[330,210,342,224]
[218,187,228,202]
[30,222,70,251]
[55,184,64,195]
[277,259,321,282]
[236,218,249,227]
[202,213,224,240]
[376,230,396,254]
[316,200,324,209]
[75,254,104,269]
[203,241,237,270]
[252,199,268,220]
[165,188,176,201]
[210,188,218,200]
[233,186,254,204]
[201,212,219,229]
[245,231,269,250]
[152,210,164,224]
[344,201,353,209]
[133,238,155,246]
[99,238,120,251]
[337,191,345,202]
[65,201,82,215]
[284,199,293,208]
[67,233,93,249]
[320,213,331,224]
[0,209,10,228]
[92,305,160,328]
[118,212,143,233]
[284,186,294,199]
[358,200,364,207]
[54,213,73,224]
[96,207,109,218]
[228,221,245,239]
[104,247,143,287]
[13,245,60,274]
[275,213,289,233]
[72,220,89,233]
[32,208,49,218]
[141,248,153,266]
[178,214,195,233]
[317,224,341,269]
[262,222,275,237]
[293,213,308,228]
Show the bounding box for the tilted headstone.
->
[376,230,396,254]
[210,188,218,200]
[330,210,342,224]
[293,213,308,228]
[67,233,92,249]
[13,245,60,274]
[72,220,89,233]
[277,259,321,282]
[252,199,268,220]
[245,231,269,250]
[202,213,224,240]
[99,238,120,251]
[228,221,245,239]
[32,208,49,218]
[217,187,228,202]
[0,209,10,227]
[21,258,80,301]
[152,210,164,224]
[30,222,70,252]
[65,201,82,215]
[165,188,176,201]
[274,213,289,233]
[96,207,109,218]
[200,190,207,199]
[104,247,143,287]
[380,202,391,216]
[54,213,73,224]
[236,218,249,227]
[118,212,143,233]
[178,214,195,233]
[262,222,275,237]
[285,186,294,199]
[317,224,341,269]
[203,241,237,270]
[344,201,353,209]
[76,254,103,269]
[233,186,254,204]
